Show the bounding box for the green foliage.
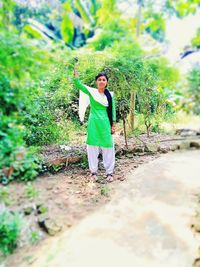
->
[88,18,129,51]
[96,0,120,25]
[61,2,74,44]
[75,0,95,25]
[24,182,39,199]
[0,0,16,30]
[22,96,61,146]
[187,64,200,115]
[0,188,11,206]
[0,73,19,116]
[100,185,110,196]
[164,0,200,18]
[75,152,88,169]
[23,24,44,39]
[143,11,166,42]
[29,230,40,244]
[88,29,121,51]
[0,32,48,183]
[74,38,179,134]
[192,28,200,48]
[0,210,21,255]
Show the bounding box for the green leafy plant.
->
[100,185,110,197]
[0,187,11,206]
[0,210,21,255]
[24,182,39,199]
[29,229,40,244]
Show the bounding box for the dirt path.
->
[11,150,200,267]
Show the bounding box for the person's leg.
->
[87,145,100,175]
[102,145,115,180]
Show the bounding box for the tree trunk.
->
[129,91,136,132]
[128,1,142,131]
[123,118,128,149]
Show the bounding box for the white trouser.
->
[86,145,115,175]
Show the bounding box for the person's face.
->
[96,76,108,90]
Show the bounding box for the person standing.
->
[73,67,116,182]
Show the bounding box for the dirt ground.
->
[1,131,199,267]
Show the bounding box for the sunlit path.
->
[26,150,200,267]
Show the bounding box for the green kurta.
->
[74,78,116,148]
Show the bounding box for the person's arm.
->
[111,95,116,134]
[73,67,90,96]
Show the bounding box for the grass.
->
[0,187,12,206]
[100,185,110,197]
[24,182,39,199]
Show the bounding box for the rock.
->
[144,144,159,153]
[170,144,179,151]
[60,145,72,151]
[176,128,198,136]
[134,152,145,156]
[46,185,54,190]
[126,154,133,158]
[115,148,123,156]
[23,205,35,215]
[193,221,200,232]
[38,214,49,228]
[36,204,48,214]
[190,141,200,149]
[158,147,169,154]
[177,141,190,150]
[194,258,200,267]
[134,147,145,153]
[38,215,62,236]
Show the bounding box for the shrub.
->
[0,210,21,255]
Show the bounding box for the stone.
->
[23,205,35,215]
[36,204,48,214]
[158,147,169,154]
[43,218,62,236]
[190,141,200,149]
[144,144,159,153]
[193,221,200,232]
[38,214,62,235]
[176,128,198,136]
[133,147,145,153]
[170,144,179,151]
[194,258,200,267]
[177,141,190,150]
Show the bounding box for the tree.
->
[187,64,200,115]
[0,0,16,30]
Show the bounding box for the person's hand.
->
[111,124,115,134]
[74,67,79,78]
[73,57,79,78]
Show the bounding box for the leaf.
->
[61,14,74,44]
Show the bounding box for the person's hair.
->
[95,71,109,81]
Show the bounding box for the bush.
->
[0,116,40,184]
[0,210,21,255]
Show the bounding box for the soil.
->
[1,131,200,267]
